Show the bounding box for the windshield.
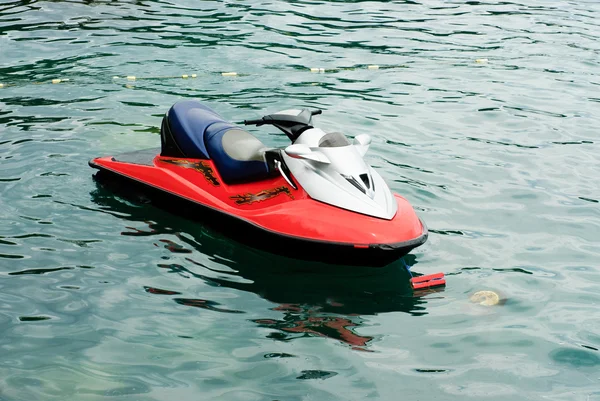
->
[318,132,350,148]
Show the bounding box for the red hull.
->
[89,149,427,265]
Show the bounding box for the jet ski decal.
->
[160,159,220,186]
[230,186,294,205]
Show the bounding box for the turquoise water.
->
[1,0,599,400]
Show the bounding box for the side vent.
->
[343,175,367,194]
[360,173,371,189]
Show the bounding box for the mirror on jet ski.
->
[284,144,331,164]
[353,133,372,157]
[243,109,322,142]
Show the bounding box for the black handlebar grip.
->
[243,118,263,125]
[311,109,322,116]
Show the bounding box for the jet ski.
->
[89,100,431,268]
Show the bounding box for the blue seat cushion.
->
[167,100,270,183]
[205,124,270,183]
[167,100,222,159]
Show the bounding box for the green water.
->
[1,1,599,400]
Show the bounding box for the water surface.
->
[1,0,599,400]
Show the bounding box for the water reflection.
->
[90,173,441,349]
[253,304,374,350]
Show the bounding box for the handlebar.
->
[311,109,322,116]
[243,118,264,126]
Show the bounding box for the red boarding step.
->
[410,272,446,290]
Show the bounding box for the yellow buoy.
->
[470,290,500,306]
[367,65,380,70]
[221,72,237,77]
[52,79,61,84]
[182,74,189,79]
[126,76,136,81]
[191,74,197,78]
[475,58,489,64]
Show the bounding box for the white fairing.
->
[282,128,398,220]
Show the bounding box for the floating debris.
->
[470,290,500,306]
